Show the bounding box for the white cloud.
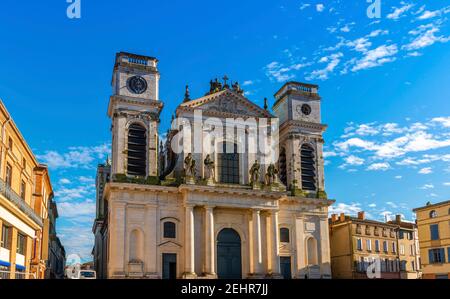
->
[387,3,414,20]
[335,120,450,161]
[340,22,355,33]
[367,162,391,171]
[344,155,365,166]
[79,176,95,183]
[55,185,93,201]
[432,117,450,128]
[335,137,376,152]
[59,178,71,185]
[351,44,398,72]
[38,144,110,169]
[58,199,95,219]
[403,24,450,51]
[395,175,402,179]
[329,202,362,216]
[418,167,433,174]
[316,4,325,12]
[58,226,94,261]
[242,80,254,86]
[443,182,450,186]
[264,61,311,82]
[420,184,434,190]
[307,52,343,80]
[417,6,450,20]
[368,203,377,208]
[300,3,310,10]
[355,123,379,136]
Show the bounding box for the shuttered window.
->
[127,124,147,176]
[300,144,316,191]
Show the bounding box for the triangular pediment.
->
[179,89,274,118]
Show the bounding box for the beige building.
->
[413,200,450,279]
[0,99,54,279]
[388,216,421,279]
[93,52,335,279]
[329,212,421,279]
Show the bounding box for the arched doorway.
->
[217,228,242,279]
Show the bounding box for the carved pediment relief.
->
[179,90,273,118]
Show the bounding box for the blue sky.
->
[0,0,449,261]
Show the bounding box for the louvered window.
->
[278,147,287,186]
[127,124,147,176]
[301,144,316,191]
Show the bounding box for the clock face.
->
[127,76,148,94]
[296,104,312,116]
[301,104,312,116]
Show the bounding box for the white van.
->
[79,270,96,279]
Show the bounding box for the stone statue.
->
[204,154,215,182]
[265,163,277,185]
[249,160,260,185]
[184,153,196,178]
[232,82,244,95]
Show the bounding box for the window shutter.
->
[429,250,434,264]
[440,248,446,263]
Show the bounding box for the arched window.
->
[278,147,287,186]
[280,228,290,243]
[217,142,239,184]
[129,229,143,262]
[301,144,316,191]
[127,123,147,176]
[163,222,176,239]
[430,210,437,218]
[306,237,318,265]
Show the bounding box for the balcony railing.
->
[0,178,43,227]
[0,270,36,279]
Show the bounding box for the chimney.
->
[395,215,402,224]
[339,213,346,222]
[357,211,365,220]
[331,214,337,222]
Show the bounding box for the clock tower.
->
[107,52,163,178]
[273,82,327,198]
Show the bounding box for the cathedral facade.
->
[92,52,334,279]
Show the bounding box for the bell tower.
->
[107,52,163,178]
[273,82,327,198]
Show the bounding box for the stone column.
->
[204,206,216,277]
[295,217,306,278]
[319,216,331,278]
[252,210,263,275]
[183,205,197,278]
[269,211,281,277]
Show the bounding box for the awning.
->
[15,264,26,271]
[0,260,11,267]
